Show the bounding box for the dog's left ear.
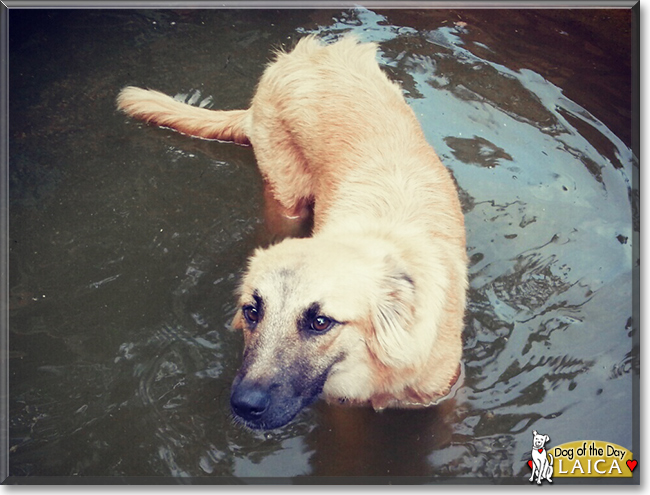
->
[545,435,550,443]
[368,255,418,367]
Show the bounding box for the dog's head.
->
[532,430,550,450]
[229,235,419,429]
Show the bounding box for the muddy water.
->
[8,8,637,482]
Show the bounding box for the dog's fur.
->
[530,430,554,484]
[117,36,467,430]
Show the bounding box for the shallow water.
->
[8,8,637,482]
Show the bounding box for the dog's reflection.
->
[305,397,457,477]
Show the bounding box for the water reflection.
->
[9,7,636,481]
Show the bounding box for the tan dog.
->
[117,36,467,430]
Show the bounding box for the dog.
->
[530,430,554,484]
[116,36,468,430]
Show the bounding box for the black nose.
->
[231,382,271,421]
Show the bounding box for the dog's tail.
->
[116,86,250,145]
[548,454,553,466]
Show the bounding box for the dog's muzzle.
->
[230,360,336,429]
[230,374,319,430]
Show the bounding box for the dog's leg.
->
[249,122,315,216]
[262,185,312,239]
[536,460,545,484]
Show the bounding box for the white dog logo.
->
[529,430,554,484]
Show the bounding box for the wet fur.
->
[117,36,468,429]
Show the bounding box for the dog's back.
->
[251,37,432,179]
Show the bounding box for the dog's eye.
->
[242,306,259,325]
[310,316,333,333]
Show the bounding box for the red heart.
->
[626,459,637,472]
[528,460,533,469]
[538,448,543,453]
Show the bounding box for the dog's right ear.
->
[532,430,538,436]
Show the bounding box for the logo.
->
[526,431,637,482]
[528,430,554,484]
